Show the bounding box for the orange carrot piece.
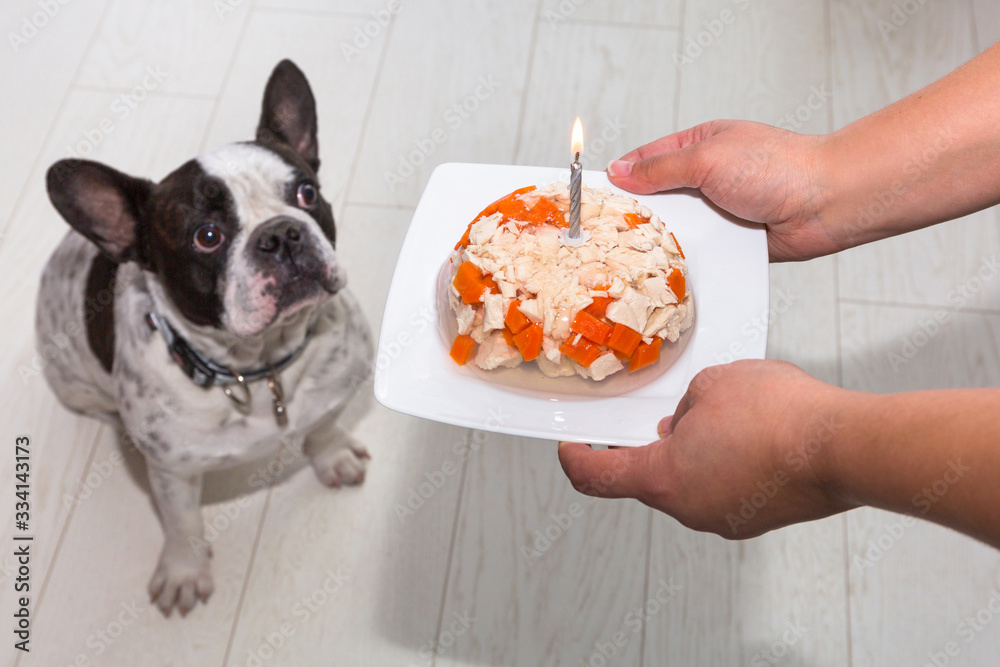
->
[667,268,685,301]
[606,322,643,357]
[497,197,531,221]
[453,261,487,304]
[456,186,538,249]
[629,337,662,373]
[504,300,530,334]
[482,272,500,294]
[450,334,477,365]
[669,232,685,259]
[623,212,644,229]
[526,196,565,226]
[512,323,543,362]
[570,310,613,346]
[501,327,516,347]
[559,334,602,368]
[584,296,614,319]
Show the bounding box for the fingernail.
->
[606,160,633,178]
[656,417,671,438]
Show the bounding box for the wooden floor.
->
[2,1,1000,665]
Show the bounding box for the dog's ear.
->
[256,59,320,172]
[46,159,152,264]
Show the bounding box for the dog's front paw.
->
[309,442,370,488]
[148,542,213,616]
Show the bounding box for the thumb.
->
[557,441,654,499]
[607,145,701,195]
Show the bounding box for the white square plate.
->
[373,163,769,446]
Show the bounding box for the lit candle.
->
[569,117,583,239]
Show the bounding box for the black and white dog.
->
[36,60,372,615]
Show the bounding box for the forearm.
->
[825,388,1000,547]
[817,41,1000,250]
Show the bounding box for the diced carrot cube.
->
[629,337,662,373]
[606,322,643,357]
[453,261,487,304]
[667,268,685,302]
[570,310,613,346]
[526,196,565,226]
[504,300,530,334]
[482,273,500,294]
[513,323,543,361]
[559,334,602,368]
[584,296,613,319]
[450,334,477,365]
[501,327,516,347]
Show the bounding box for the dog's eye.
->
[193,224,224,253]
[297,182,318,210]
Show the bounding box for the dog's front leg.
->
[146,464,212,616]
[304,414,370,488]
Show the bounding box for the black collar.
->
[145,310,308,389]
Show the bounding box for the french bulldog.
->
[36,60,373,616]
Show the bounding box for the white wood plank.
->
[347,0,537,208]
[538,0,681,28]
[200,10,387,212]
[514,22,680,171]
[840,302,1000,665]
[75,0,252,96]
[0,0,109,237]
[646,517,848,666]
[437,440,651,667]
[831,0,998,314]
[0,89,218,665]
[973,0,1000,49]
[838,209,1000,311]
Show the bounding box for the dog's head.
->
[46,60,340,338]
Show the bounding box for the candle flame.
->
[571,116,583,156]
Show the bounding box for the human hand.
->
[607,120,838,262]
[558,360,858,538]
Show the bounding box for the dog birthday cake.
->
[446,182,693,381]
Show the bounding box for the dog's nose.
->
[253,216,306,255]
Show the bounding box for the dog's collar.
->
[145,310,307,388]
